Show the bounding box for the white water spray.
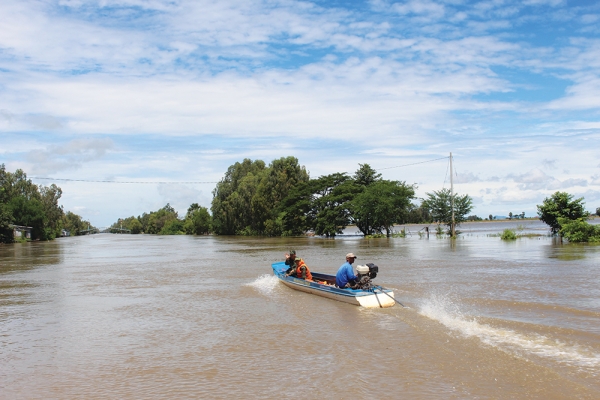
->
[419,293,600,371]
[245,274,280,295]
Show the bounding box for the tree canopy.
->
[537,191,588,234]
[110,202,213,235]
[351,180,415,236]
[421,188,473,235]
[0,164,73,243]
[61,211,95,235]
[558,217,600,242]
[184,203,211,235]
[211,157,309,235]
[277,163,417,237]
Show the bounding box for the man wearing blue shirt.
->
[336,253,358,288]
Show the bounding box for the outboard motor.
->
[365,263,378,279]
[353,263,379,290]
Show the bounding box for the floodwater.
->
[1,225,599,399]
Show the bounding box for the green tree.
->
[252,157,309,234]
[145,204,180,234]
[279,181,315,236]
[128,218,143,234]
[537,191,588,235]
[184,203,212,235]
[3,168,40,202]
[558,217,600,242]
[596,207,600,217]
[211,159,266,235]
[160,219,185,235]
[211,157,309,235]
[310,173,356,237]
[280,173,356,237]
[138,212,151,233]
[39,184,64,239]
[350,180,415,236]
[489,214,493,220]
[422,188,473,236]
[0,165,70,241]
[9,196,46,240]
[353,163,382,186]
[110,216,140,234]
[61,211,87,235]
[0,164,14,242]
[0,203,14,243]
[405,202,432,224]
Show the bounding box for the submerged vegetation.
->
[558,217,600,242]
[422,188,473,235]
[538,191,599,243]
[500,229,518,241]
[493,193,600,243]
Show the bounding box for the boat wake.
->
[419,293,600,371]
[245,274,280,295]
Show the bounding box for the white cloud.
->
[1,0,600,226]
[391,0,446,19]
[157,183,208,216]
[556,178,588,188]
[522,0,565,6]
[1,59,507,142]
[581,14,600,24]
[25,138,115,175]
[453,171,480,184]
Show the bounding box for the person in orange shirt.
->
[284,249,312,280]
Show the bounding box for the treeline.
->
[210,157,472,237]
[112,156,474,237]
[0,165,93,243]
[110,203,211,235]
[211,157,415,236]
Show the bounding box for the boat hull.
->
[272,262,395,308]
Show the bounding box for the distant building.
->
[11,225,32,240]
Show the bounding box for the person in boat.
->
[284,250,313,280]
[336,253,358,289]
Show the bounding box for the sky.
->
[1,0,600,228]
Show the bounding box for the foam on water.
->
[419,293,600,371]
[245,274,280,295]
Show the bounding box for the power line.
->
[30,177,220,184]
[377,156,449,170]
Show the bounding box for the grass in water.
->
[501,229,517,240]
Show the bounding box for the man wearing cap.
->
[336,253,358,288]
[284,250,312,280]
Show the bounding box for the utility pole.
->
[450,152,455,237]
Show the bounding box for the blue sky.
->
[1,0,599,227]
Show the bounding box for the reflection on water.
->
[1,233,599,399]
[0,240,63,273]
[545,239,599,261]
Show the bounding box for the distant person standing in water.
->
[336,253,358,288]
[284,250,312,280]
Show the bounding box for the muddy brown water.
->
[1,226,599,399]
